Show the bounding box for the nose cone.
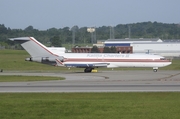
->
[165,61,172,66]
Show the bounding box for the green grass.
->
[0,92,180,119]
[0,75,64,82]
[0,49,82,71]
[1,49,180,71]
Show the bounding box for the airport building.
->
[104,38,180,57]
[71,46,133,53]
[71,38,180,57]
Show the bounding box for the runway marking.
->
[157,72,180,81]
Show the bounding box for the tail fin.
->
[9,37,58,57]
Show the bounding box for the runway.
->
[0,70,180,92]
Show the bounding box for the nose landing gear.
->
[153,67,158,72]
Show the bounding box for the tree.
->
[102,46,117,53]
[103,47,111,53]
[0,24,7,34]
[110,46,117,53]
[0,22,180,50]
[50,36,62,47]
[24,25,34,31]
[91,46,100,53]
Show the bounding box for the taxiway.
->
[0,70,180,92]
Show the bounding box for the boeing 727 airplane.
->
[10,37,171,72]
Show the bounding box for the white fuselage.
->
[56,53,171,68]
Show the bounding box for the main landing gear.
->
[84,67,94,73]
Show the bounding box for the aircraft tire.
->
[84,68,93,73]
[153,69,157,72]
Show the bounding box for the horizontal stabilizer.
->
[9,37,31,42]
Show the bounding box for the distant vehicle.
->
[10,37,171,72]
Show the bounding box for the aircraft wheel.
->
[84,68,93,73]
[153,69,157,72]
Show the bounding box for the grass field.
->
[0,49,66,71]
[0,49,68,81]
[0,92,180,119]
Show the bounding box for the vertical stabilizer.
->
[10,37,58,57]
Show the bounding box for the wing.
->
[63,63,110,68]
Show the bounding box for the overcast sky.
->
[0,0,180,30]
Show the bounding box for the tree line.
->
[91,46,117,53]
[0,21,180,49]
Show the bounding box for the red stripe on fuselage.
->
[63,58,170,63]
[29,37,59,57]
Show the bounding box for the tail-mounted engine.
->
[25,56,64,65]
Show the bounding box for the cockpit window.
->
[160,58,166,60]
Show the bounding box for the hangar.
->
[104,38,180,57]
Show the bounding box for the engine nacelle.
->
[42,57,56,62]
[25,56,64,63]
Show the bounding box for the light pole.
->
[87,27,96,44]
[110,26,114,39]
[71,26,77,46]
